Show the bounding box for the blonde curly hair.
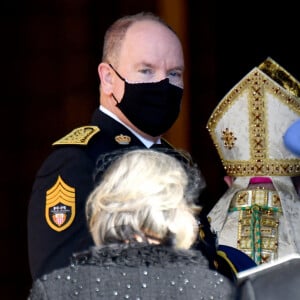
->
[86,149,205,249]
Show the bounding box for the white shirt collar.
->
[99,106,161,148]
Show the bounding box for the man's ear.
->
[98,62,113,94]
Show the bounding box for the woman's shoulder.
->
[29,245,235,300]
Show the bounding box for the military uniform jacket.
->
[28,244,235,300]
[27,109,175,280]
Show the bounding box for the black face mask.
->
[110,64,183,136]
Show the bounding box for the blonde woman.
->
[29,149,235,299]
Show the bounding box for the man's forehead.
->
[125,19,177,43]
[116,20,183,70]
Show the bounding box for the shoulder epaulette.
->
[161,137,174,148]
[161,138,192,163]
[52,126,100,146]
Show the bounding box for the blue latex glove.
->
[283,119,300,156]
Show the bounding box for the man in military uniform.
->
[27,12,186,280]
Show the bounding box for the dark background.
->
[2,1,300,299]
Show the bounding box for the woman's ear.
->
[98,62,113,94]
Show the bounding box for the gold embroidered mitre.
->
[207,57,300,177]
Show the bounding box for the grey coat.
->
[28,244,235,299]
